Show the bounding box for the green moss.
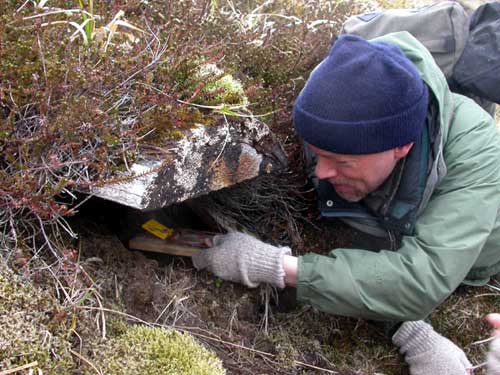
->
[193,63,248,106]
[91,325,225,375]
[139,106,216,143]
[0,261,75,373]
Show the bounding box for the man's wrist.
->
[283,255,298,287]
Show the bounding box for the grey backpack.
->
[341,1,497,115]
[453,2,500,105]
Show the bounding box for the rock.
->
[90,117,287,210]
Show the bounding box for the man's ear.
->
[394,142,414,160]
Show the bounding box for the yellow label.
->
[141,219,174,240]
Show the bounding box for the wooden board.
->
[129,235,202,257]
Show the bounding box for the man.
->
[193,32,500,374]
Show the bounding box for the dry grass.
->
[375,0,435,9]
[432,282,500,374]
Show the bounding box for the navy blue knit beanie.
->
[293,34,428,154]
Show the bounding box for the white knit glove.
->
[392,321,472,375]
[488,338,500,375]
[192,232,291,288]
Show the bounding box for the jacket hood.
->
[371,31,453,146]
[371,31,452,210]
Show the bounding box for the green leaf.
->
[214,277,222,288]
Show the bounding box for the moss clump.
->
[0,261,75,373]
[140,105,216,143]
[91,325,225,375]
[193,63,248,106]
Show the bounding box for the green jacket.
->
[297,32,500,321]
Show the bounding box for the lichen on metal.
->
[91,117,286,210]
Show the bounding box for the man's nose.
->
[315,159,337,180]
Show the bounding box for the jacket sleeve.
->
[297,100,500,321]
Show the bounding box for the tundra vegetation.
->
[0,0,498,374]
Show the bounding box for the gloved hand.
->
[192,232,291,288]
[392,320,472,375]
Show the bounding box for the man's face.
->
[309,143,413,202]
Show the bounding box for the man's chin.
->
[337,191,364,203]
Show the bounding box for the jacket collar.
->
[367,92,439,235]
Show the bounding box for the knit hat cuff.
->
[294,86,428,155]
